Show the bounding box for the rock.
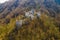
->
[25,11,30,17]
[36,11,41,18]
[29,14,35,20]
[15,20,23,30]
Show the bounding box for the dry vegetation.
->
[0,11,60,40]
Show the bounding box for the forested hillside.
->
[0,0,60,40]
